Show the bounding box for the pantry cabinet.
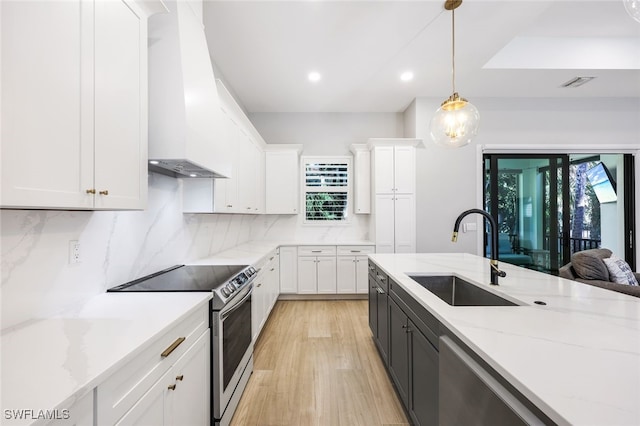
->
[1,0,148,210]
[369,139,420,253]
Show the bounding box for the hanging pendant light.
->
[430,0,480,148]
[623,0,640,23]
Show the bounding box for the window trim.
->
[301,156,352,224]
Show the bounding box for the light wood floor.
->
[230,300,409,426]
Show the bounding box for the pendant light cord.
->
[451,7,456,94]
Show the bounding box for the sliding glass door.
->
[484,153,635,274]
[484,155,569,274]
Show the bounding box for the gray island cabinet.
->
[368,257,555,426]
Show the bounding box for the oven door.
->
[212,283,254,420]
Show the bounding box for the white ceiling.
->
[202,0,640,113]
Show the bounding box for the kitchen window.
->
[303,157,351,222]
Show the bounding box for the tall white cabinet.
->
[369,139,421,253]
[1,0,149,210]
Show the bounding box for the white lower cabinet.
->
[45,391,93,426]
[115,330,210,426]
[97,305,209,426]
[279,246,298,293]
[297,246,337,294]
[252,249,280,341]
[298,256,337,294]
[336,246,375,294]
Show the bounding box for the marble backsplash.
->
[1,173,368,331]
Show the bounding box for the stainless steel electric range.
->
[108,264,257,426]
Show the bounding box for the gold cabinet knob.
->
[176,375,184,381]
[86,189,96,194]
[99,190,109,195]
[168,384,176,391]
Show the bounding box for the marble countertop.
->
[0,292,212,425]
[369,253,640,426]
[189,239,375,266]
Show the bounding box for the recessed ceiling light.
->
[189,173,197,178]
[400,71,414,82]
[308,71,322,83]
[149,160,159,165]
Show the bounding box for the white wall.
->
[409,97,640,261]
[249,112,404,155]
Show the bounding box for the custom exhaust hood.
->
[147,0,230,179]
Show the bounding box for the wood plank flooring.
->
[230,300,409,426]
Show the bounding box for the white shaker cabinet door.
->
[94,0,146,210]
[336,256,357,293]
[374,194,396,254]
[168,330,210,426]
[394,194,416,253]
[393,145,415,194]
[279,246,298,293]
[265,150,299,214]
[316,257,337,294]
[1,0,93,208]
[373,146,395,194]
[297,257,318,294]
[356,256,370,294]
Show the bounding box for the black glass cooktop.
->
[107,264,248,292]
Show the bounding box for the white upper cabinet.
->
[372,144,415,195]
[265,146,302,214]
[350,144,371,214]
[1,0,149,210]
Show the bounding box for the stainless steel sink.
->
[408,275,519,307]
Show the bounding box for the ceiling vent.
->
[560,76,596,88]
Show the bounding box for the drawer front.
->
[368,260,377,277]
[97,305,209,425]
[297,245,337,256]
[256,249,278,272]
[375,266,388,292]
[337,245,375,256]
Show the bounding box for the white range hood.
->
[148,0,230,178]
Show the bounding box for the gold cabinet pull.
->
[168,384,176,391]
[99,190,109,195]
[86,189,96,194]
[176,375,184,381]
[227,204,233,208]
[161,337,185,358]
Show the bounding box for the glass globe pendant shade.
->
[429,92,480,148]
[624,0,640,22]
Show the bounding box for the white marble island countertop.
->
[370,253,640,426]
[0,292,212,425]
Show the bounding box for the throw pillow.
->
[603,256,639,286]
[572,248,613,281]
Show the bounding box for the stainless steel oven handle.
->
[220,284,253,321]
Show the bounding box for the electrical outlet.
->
[69,240,81,264]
